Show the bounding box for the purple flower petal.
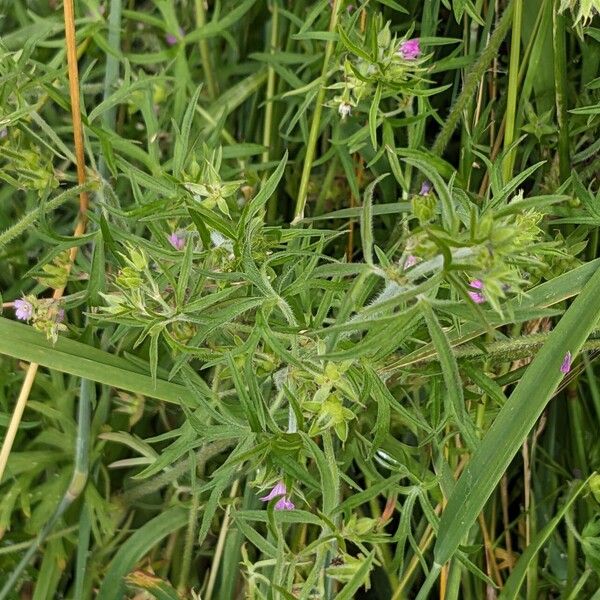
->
[419,181,431,195]
[14,298,33,321]
[468,280,485,303]
[274,496,295,511]
[404,255,417,269]
[260,481,287,501]
[398,38,421,60]
[165,30,183,46]
[468,291,485,304]
[560,351,572,374]
[167,232,185,250]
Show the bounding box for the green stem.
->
[0,526,78,556]
[432,0,515,157]
[0,183,93,248]
[178,490,200,592]
[293,0,342,224]
[414,563,442,600]
[445,559,462,600]
[566,381,589,476]
[314,154,339,216]
[566,505,577,595]
[265,1,280,222]
[195,0,218,100]
[101,0,122,134]
[121,439,233,504]
[502,0,523,182]
[552,0,570,183]
[74,505,92,599]
[0,378,91,600]
[398,331,600,367]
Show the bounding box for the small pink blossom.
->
[398,38,421,60]
[468,280,485,304]
[260,481,287,501]
[165,27,184,46]
[560,351,572,374]
[167,232,185,250]
[419,181,432,195]
[404,255,418,269]
[14,298,33,321]
[468,291,485,303]
[274,496,295,511]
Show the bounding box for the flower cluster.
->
[183,147,243,217]
[260,481,295,511]
[468,280,485,304]
[330,16,426,120]
[167,231,186,250]
[13,295,65,343]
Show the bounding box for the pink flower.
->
[404,255,417,269]
[468,280,485,304]
[419,181,432,195]
[398,38,421,60]
[14,298,33,321]
[468,291,485,303]
[274,496,295,511]
[167,232,185,250]
[165,28,184,46]
[560,351,572,374]
[260,481,287,501]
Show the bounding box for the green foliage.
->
[1,0,600,598]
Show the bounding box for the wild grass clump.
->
[1,1,600,598]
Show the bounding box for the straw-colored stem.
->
[0,364,38,484]
[204,479,240,600]
[0,0,90,488]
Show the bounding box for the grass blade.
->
[433,264,600,568]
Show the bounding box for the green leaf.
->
[173,85,202,178]
[334,551,376,600]
[238,152,288,234]
[301,432,338,518]
[0,318,188,405]
[96,508,188,600]
[369,84,382,149]
[337,25,373,62]
[572,169,600,220]
[421,301,478,449]
[499,477,591,600]
[434,263,600,568]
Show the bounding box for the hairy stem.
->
[432,0,515,157]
